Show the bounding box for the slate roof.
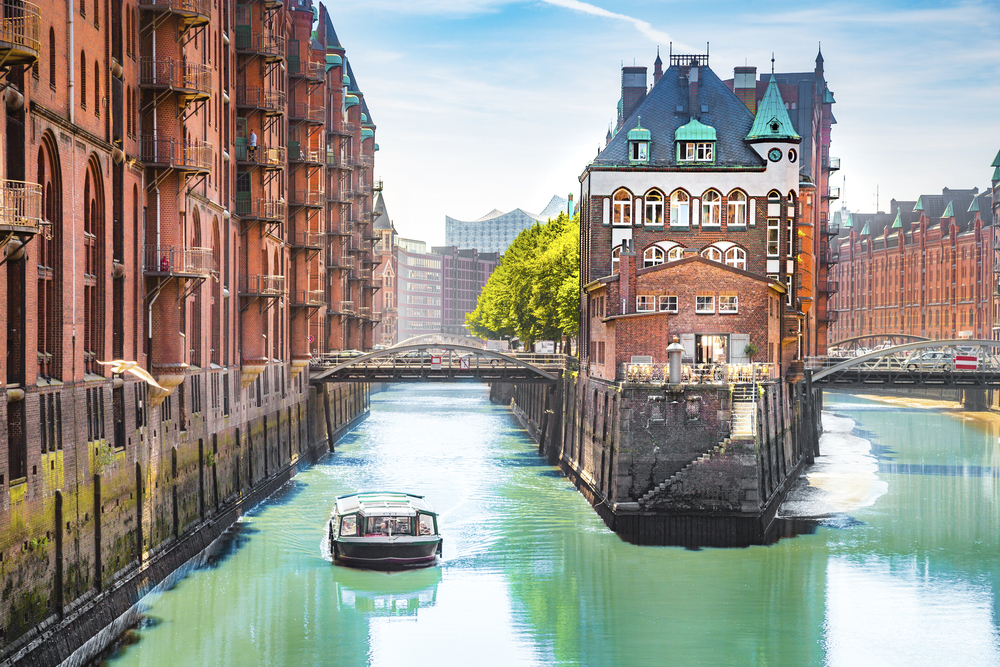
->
[321,4,342,50]
[373,192,392,230]
[746,76,800,141]
[594,63,763,168]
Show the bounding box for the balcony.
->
[818,280,839,294]
[819,245,840,265]
[141,136,213,175]
[239,274,285,297]
[359,306,371,319]
[356,154,373,169]
[340,187,357,200]
[235,85,285,116]
[0,1,40,68]
[329,122,355,136]
[234,30,284,63]
[289,57,324,82]
[819,309,840,323]
[288,102,324,124]
[235,142,285,170]
[139,0,210,28]
[825,186,841,200]
[327,222,352,236]
[289,231,323,249]
[823,221,840,236]
[340,300,355,314]
[139,58,211,104]
[0,180,42,234]
[290,189,325,208]
[144,245,213,277]
[234,197,285,222]
[288,143,324,165]
[291,289,324,308]
[826,156,841,172]
[326,152,353,170]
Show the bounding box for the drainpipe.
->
[68,0,74,124]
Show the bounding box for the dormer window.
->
[683,142,714,161]
[674,118,717,165]
[627,117,651,165]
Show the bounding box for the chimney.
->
[567,193,574,217]
[621,66,648,122]
[688,62,700,120]
[734,65,757,113]
[619,240,636,314]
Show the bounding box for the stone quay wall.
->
[492,368,821,547]
[0,373,369,667]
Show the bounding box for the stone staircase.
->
[731,384,756,441]
[638,439,731,506]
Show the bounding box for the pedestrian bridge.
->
[309,344,566,384]
[809,339,1000,387]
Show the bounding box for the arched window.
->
[37,135,64,379]
[727,190,747,226]
[611,246,621,274]
[83,157,105,375]
[724,246,747,270]
[667,245,685,261]
[702,246,722,262]
[702,190,721,227]
[612,189,632,226]
[643,246,664,267]
[644,189,664,226]
[670,190,689,227]
[49,28,56,88]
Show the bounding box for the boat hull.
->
[333,537,442,569]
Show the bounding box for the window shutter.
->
[680,334,695,362]
[731,334,750,364]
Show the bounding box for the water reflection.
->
[336,568,442,617]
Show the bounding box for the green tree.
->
[467,212,579,351]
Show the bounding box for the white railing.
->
[0,180,43,230]
[619,362,775,385]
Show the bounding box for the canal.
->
[97,385,1000,666]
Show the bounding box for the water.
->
[98,386,1000,666]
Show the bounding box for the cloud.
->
[540,0,687,48]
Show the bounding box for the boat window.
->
[365,516,412,536]
[418,514,435,536]
[340,515,357,537]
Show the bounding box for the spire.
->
[892,210,902,229]
[746,75,800,141]
[844,213,853,229]
[653,47,663,84]
[861,219,870,236]
[942,201,954,218]
[968,197,980,213]
[816,43,824,63]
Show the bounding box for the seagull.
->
[97,360,167,392]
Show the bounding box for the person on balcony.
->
[248,130,258,161]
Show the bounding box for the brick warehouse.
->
[0,0,376,657]
[826,185,997,345]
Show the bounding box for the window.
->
[659,295,678,313]
[643,246,664,267]
[645,189,664,226]
[696,295,715,313]
[613,189,632,226]
[339,515,358,537]
[637,295,655,312]
[418,514,435,536]
[80,51,86,108]
[719,295,738,313]
[630,141,648,162]
[670,190,689,227]
[767,219,780,256]
[49,28,56,88]
[785,275,794,306]
[667,245,684,261]
[94,60,100,115]
[724,246,747,270]
[702,190,721,226]
[727,190,747,226]
[611,246,621,274]
[702,246,722,262]
[683,142,714,162]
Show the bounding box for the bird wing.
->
[125,365,167,392]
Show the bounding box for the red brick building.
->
[0,0,376,642]
[827,186,995,344]
[581,51,825,380]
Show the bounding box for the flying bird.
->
[97,360,167,392]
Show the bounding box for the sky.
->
[324,0,1000,246]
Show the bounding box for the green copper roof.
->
[345,94,360,108]
[360,113,367,123]
[325,54,342,72]
[992,148,1000,168]
[844,213,853,229]
[343,74,351,85]
[892,210,901,229]
[823,87,836,104]
[374,143,379,151]
[913,196,924,212]
[675,118,716,142]
[832,210,842,226]
[993,166,1000,182]
[968,198,980,213]
[861,220,870,236]
[361,128,374,140]
[746,76,800,141]
[942,201,954,217]
[627,117,651,142]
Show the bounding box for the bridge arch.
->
[392,333,486,349]
[812,339,1000,383]
[311,343,560,383]
[828,334,930,354]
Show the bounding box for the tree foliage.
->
[466,213,579,349]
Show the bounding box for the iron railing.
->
[288,144,323,164]
[359,306,371,318]
[340,187,356,200]
[339,300,355,314]
[141,136,213,172]
[818,280,839,293]
[235,85,285,114]
[138,58,211,95]
[0,180,43,231]
[234,198,285,221]
[819,309,840,323]
[619,362,775,385]
[827,156,841,171]
[0,0,40,60]
[329,122,354,136]
[292,289,324,306]
[239,274,285,296]
[144,245,213,275]
[288,102,324,124]
[356,154,373,169]
[289,58,323,80]
[138,0,211,17]
[235,143,285,168]
[289,231,323,248]
[233,31,284,60]
[290,190,325,207]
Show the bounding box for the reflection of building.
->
[828,187,994,342]
[445,195,569,254]
[581,50,816,380]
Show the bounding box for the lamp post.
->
[667,336,684,385]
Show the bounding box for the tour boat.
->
[329,492,442,568]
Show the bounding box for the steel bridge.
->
[827,334,930,355]
[809,339,1000,387]
[310,343,564,384]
